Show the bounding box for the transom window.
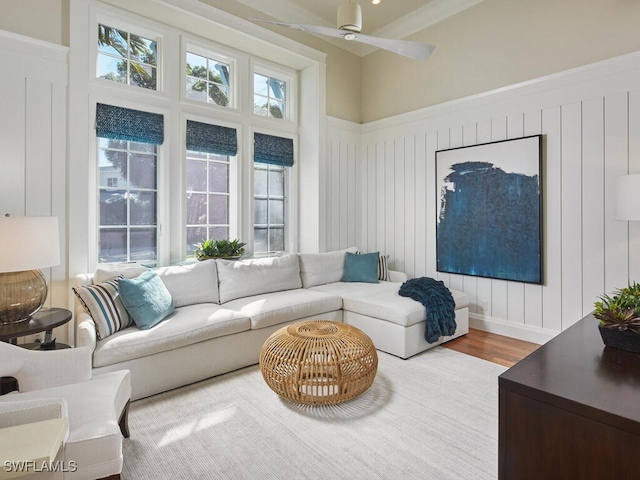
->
[97,24,158,90]
[98,138,158,263]
[253,73,286,120]
[186,151,231,256]
[186,52,231,107]
[254,164,285,253]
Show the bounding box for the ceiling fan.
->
[251,1,435,61]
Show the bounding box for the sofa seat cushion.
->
[2,370,130,479]
[309,282,469,328]
[222,289,343,330]
[93,305,250,367]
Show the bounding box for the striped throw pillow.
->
[378,253,390,281]
[73,276,133,339]
[356,251,390,281]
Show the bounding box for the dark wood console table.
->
[499,313,640,479]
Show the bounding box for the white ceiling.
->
[235,0,485,57]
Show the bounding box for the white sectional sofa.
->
[74,249,469,400]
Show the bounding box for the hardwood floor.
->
[442,328,541,367]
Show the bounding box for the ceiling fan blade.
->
[251,18,349,39]
[251,18,435,61]
[353,33,435,60]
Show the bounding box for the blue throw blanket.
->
[398,277,456,343]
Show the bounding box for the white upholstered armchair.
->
[0,342,131,479]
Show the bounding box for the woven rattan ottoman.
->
[259,320,378,405]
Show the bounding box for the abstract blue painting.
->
[436,135,543,284]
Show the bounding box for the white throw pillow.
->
[298,247,358,288]
[154,260,219,307]
[217,254,302,304]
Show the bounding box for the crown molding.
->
[232,0,484,58]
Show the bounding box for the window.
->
[253,132,294,254]
[185,51,231,107]
[186,151,230,255]
[95,103,164,265]
[253,73,286,119]
[98,138,158,263]
[85,9,302,267]
[97,24,158,90]
[184,119,238,256]
[254,163,285,253]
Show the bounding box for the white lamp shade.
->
[0,216,60,273]
[614,174,640,221]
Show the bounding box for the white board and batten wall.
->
[326,51,640,344]
[0,30,70,342]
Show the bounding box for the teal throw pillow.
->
[119,270,175,330]
[343,251,379,283]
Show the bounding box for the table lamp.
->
[0,216,60,324]
[614,174,640,221]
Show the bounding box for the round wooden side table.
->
[260,321,378,405]
[0,307,72,349]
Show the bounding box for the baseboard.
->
[469,313,558,345]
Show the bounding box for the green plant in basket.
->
[594,282,640,333]
[194,238,245,261]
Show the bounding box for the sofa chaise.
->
[74,248,469,400]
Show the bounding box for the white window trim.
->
[251,59,298,126]
[181,35,240,113]
[91,8,170,98]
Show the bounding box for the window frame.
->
[250,128,298,257]
[88,97,171,269]
[250,60,297,125]
[91,13,167,96]
[181,38,239,112]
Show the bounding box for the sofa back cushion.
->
[93,266,148,284]
[155,260,219,306]
[298,247,357,288]
[217,254,302,303]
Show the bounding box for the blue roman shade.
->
[186,120,237,156]
[96,103,164,145]
[254,132,294,167]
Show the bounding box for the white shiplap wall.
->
[325,118,361,252]
[0,30,69,342]
[327,51,640,343]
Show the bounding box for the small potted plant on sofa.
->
[594,282,640,354]
[194,238,246,261]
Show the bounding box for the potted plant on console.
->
[594,282,640,354]
[194,238,246,261]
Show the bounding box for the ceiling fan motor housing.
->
[337,2,362,33]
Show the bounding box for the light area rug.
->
[122,347,506,480]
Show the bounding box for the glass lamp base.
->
[0,269,48,324]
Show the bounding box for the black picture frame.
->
[435,135,543,284]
